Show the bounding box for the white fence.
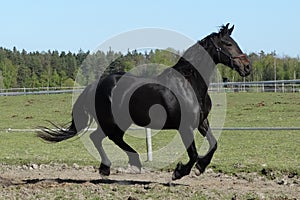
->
[210,79,300,93]
[0,86,84,96]
[1,79,299,96]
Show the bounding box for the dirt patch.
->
[0,164,299,199]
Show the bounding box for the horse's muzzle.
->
[244,64,252,76]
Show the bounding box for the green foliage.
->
[149,48,179,66]
[0,71,4,88]
[0,58,18,88]
[0,47,90,89]
[0,46,300,89]
[62,78,75,87]
[219,51,300,82]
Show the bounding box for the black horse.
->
[38,24,251,180]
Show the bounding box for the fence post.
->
[145,128,152,161]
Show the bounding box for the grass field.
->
[0,92,299,176]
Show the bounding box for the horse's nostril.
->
[245,65,251,72]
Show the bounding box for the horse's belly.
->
[128,84,177,129]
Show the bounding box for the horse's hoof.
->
[99,163,111,176]
[172,162,184,180]
[195,168,202,176]
[195,162,205,176]
[172,171,181,180]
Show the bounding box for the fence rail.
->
[1,79,299,96]
[2,127,300,133]
[210,79,300,93]
[0,87,84,96]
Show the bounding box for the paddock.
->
[0,92,299,199]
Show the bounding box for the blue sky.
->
[1,0,300,57]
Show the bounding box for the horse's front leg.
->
[172,127,198,180]
[196,118,217,175]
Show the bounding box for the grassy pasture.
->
[0,92,299,175]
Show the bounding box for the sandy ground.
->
[0,164,299,199]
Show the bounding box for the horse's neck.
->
[172,42,216,88]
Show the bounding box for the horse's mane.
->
[218,24,228,33]
[198,24,231,48]
[203,24,232,40]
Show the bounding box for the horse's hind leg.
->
[196,119,217,175]
[90,128,111,176]
[109,126,142,172]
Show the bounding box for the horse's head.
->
[206,23,252,77]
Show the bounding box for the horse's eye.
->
[221,39,232,46]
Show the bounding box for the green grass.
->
[0,132,97,166]
[213,130,300,175]
[0,94,73,129]
[225,92,300,127]
[0,92,300,175]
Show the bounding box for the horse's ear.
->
[220,23,230,36]
[225,23,230,29]
[228,25,234,35]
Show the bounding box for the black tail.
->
[37,84,94,143]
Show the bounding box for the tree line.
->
[218,51,300,82]
[0,47,89,88]
[0,47,299,89]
